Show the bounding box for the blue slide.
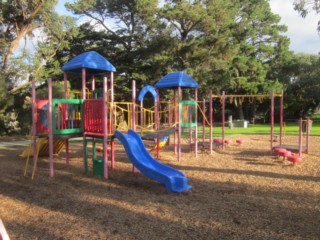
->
[114,130,191,193]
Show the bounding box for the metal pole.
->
[280,89,284,146]
[132,80,137,172]
[306,117,310,154]
[209,91,213,154]
[63,72,70,165]
[299,118,303,157]
[168,100,171,146]
[270,90,275,155]
[178,86,181,161]
[31,79,37,177]
[202,98,205,147]
[132,80,136,131]
[82,68,86,100]
[48,78,54,177]
[103,76,109,179]
[195,88,198,158]
[222,91,225,151]
[155,87,160,159]
[91,75,95,93]
[110,72,114,133]
[110,72,115,169]
[174,90,177,155]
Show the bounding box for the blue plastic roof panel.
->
[154,71,199,89]
[138,85,158,102]
[62,51,116,74]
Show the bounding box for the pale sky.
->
[269,0,320,54]
[55,0,320,54]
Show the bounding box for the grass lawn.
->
[192,121,320,138]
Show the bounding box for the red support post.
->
[132,80,136,131]
[174,90,177,155]
[299,118,303,157]
[91,75,95,93]
[168,100,171,145]
[202,98,206,144]
[64,72,70,165]
[132,80,137,172]
[280,89,284,146]
[270,90,275,155]
[103,76,109,179]
[222,91,225,151]
[32,79,37,176]
[178,86,182,161]
[82,68,86,100]
[110,72,114,133]
[306,117,310,154]
[194,88,198,158]
[209,91,213,154]
[156,88,160,159]
[48,78,54,177]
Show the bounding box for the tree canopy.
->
[0,0,78,134]
[66,0,290,98]
[1,0,319,134]
[285,54,320,117]
[294,0,320,31]
[64,0,292,120]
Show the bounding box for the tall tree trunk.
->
[237,101,244,120]
[250,101,256,124]
[2,0,45,76]
[2,26,31,74]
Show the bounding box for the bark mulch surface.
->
[0,134,319,240]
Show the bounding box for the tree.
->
[148,0,290,97]
[1,0,78,83]
[66,0,165,100]
[224,0,291,119]
[34,14,78,80]
[0,0,57,111]
[294,0,320,28]
[284,53,320,118]
[230,0,289,91]
[1,1,57,74]
[65,0,291,113]
[157,0,290,119]
[158,0,239,90]
[0,0,78,134]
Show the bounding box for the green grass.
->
[191,121,320,138]
[312,113,320,119]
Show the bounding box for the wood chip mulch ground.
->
[0,134,319,240]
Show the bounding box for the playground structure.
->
[184,90,285,154]
[210,91,311,163]
[272,118,311,164]
[275,118,311,154]
[22,138,65,179]
[26,51,201,192]
[211,91,285,153]
[115,130,191,192]
[24,51,311,190]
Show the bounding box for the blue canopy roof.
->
[138,85,157,102]
[154,71,199,89]
[62,51,116,74]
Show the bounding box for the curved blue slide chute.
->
[114,130,192,193]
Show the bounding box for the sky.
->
[269,0,320,54]
[55,0,320,54]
